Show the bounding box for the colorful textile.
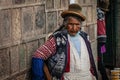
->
[97,8,106,36]
[97,8,105,21]
[101,44,106,54]
[97,8,107,42]
[32,58,44,80]
[46,30,68,79]
[97,20,106,36]
[32,37,56,60]
[32,30,98,80]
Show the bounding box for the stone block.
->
[39,38,45,46]
[11,8,21,44]
[0,10,11,46]
[54,0,61,9]
[81,7,87,25]
[0,48,10,79]
[92,0,97,4]
[87,7,93,23]
[19,44,26,71]
[46,0,54,9]
[58,11,63,27]
[0,37,1,47]
[25,0,35,3]
[61,0,68,8]
[21,7,34,41]
[26,41,38,67]
[85,0,92,4]
[0,0,12,6]
[10,73,29,80]
[0,11,2,46]
[77,0,84,4]
[47,11,57,33]
[12,0,25,4]
[16,74,26,80]
[88,25,95,41]
[82,7,87,17]
[34,0,44,3]
[92,6,97,23]
[21,7,33,33]
[10,46,19,74]
[82,26,89,33]
[34,5,46,35]
[25,70,32,80]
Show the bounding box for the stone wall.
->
[0,0,69,80]
[0,0,97,80]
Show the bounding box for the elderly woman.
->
[32,3,98,80]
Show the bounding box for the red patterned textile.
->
[97,20,106,36]
[33,37,56,60]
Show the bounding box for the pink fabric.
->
[97,20,106,36]
[101,45,106,54]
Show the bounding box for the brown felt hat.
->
[61,3,86,21]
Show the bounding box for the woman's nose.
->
[72,25,77,30]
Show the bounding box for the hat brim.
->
[61,10,86,21]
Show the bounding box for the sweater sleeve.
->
[32,37,56,60]
[32,37,56,80]
[32,58,44,80]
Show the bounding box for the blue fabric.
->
[32,58,44,80]
[69,32,81,55]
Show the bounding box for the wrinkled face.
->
[66,17,81,36]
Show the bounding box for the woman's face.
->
[66,17,81,36]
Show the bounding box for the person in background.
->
[32,3,98,80]
[97,0,110,80]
